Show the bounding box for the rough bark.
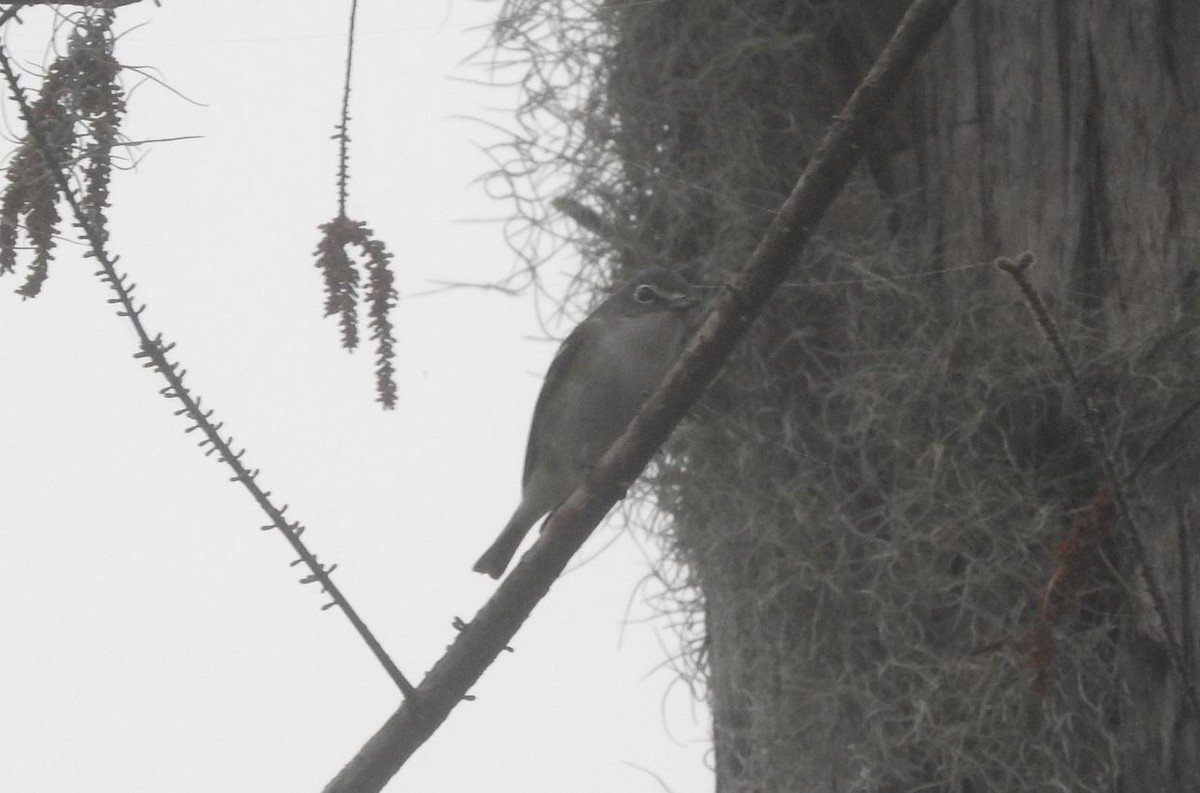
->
[494,0,1200,790]
[889,3,1200,788]
[623,1,1200,790]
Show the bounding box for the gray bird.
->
[473,267,702,579]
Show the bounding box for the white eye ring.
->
[633,284,658,303]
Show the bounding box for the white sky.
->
[0,2,712,791]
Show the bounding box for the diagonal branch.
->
[322,0,962,790]
[0,26,415,698]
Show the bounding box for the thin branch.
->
[335,0,358,217]
[0,27,416,698]
[323,1,962,789]
[997,252,1200,719]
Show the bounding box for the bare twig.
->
[334,0,357,217]
[997,252,1200,718]
[0,22,415,698]
[323,1,962,789]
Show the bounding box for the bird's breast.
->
[550,312,689,470]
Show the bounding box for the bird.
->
[473,267,702,579]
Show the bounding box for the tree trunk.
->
[891,4,1200,789]
[497,0,1200,789]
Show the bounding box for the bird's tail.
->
[472,503,545,579]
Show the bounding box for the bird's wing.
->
[521,318,598,487]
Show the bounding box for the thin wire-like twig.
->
[334,0,358,217]
[997,252,1200,719]
[0,22,415,699]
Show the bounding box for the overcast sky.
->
[0,2,712,791]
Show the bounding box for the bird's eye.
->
[633,284,658,304]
